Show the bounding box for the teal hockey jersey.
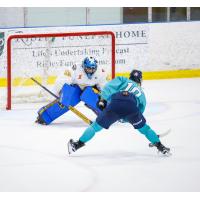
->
[101,76,146,113]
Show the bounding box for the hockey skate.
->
[68,139,85,154]
[35,116,47,125]
[153,142,171,156]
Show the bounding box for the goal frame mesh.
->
[6,31,115,110]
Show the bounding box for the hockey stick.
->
[158,128,171,138]
[30,77,92,125]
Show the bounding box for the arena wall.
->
[0,21,200,86]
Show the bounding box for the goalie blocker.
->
[36,84,102,125]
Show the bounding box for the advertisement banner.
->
[1,22,200,82]
[0,24,149,80]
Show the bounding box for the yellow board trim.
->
[116,69,200,80]
[0,76,57,87]
[1,69,200,87]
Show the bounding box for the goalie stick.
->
[30,77,92,125]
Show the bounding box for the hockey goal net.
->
[1,31,115,110]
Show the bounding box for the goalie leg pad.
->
[37,100,69,125]
[37,84,82,125]
[59,84,82,107]
[80,86,102,115]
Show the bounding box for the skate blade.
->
[158,151,172,157]
[164,152,172,157]
[67,141,73,155]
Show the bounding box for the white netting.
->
[0,32,115,109]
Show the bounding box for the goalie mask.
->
[82,57,98,79]
[129,69,143,85]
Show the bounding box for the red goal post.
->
[6,31,116,110]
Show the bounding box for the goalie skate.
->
[35,116,47,125]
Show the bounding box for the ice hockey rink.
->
[0,77,200,192]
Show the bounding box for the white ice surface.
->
[0,78,200,192]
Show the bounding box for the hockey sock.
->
[79,121,103,143]
[138,124,160,144]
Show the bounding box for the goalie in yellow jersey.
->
[35,57,110,125]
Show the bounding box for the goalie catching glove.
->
[97,98,107,110]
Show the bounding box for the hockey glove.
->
[92,84,101,94]
[97,98,107,111]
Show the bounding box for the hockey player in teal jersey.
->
[68,70,171,156]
